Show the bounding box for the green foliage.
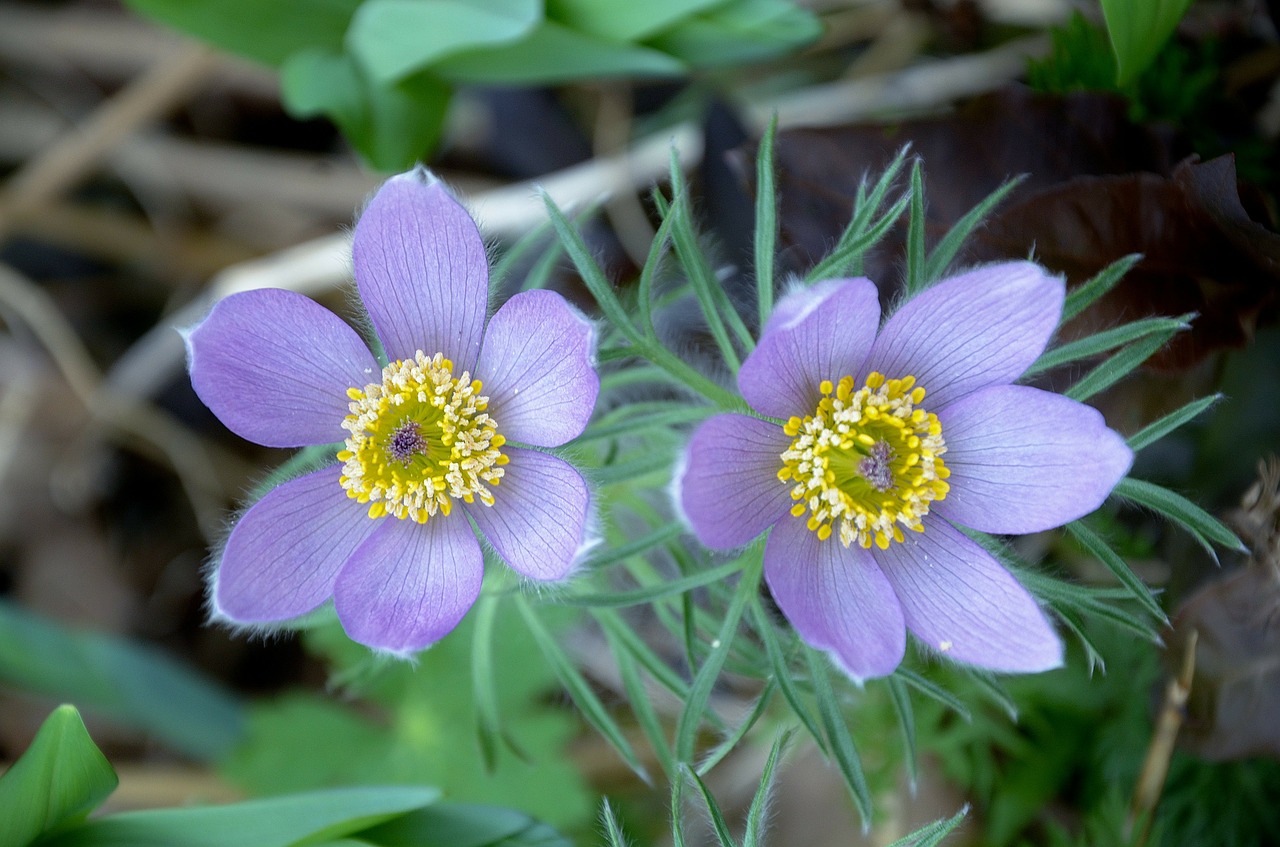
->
[0,705,117,847]
[1100,0,1194,86]
[219,609,594,830]
[124,0,819,169]
[0,602,243,761]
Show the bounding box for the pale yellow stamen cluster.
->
[777,372,950,550]
[338,350,507,523]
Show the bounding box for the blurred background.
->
[1,1,1278,844]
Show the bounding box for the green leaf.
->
[903,160,927,296]
[885,676,918,790]
[359,802,572,847]
[347,0,540,84]
[605,626,676,778]
[41,786,439,847]
[1126,394,1222,452]
[748,600,828,755]
[1100,0,1193,85]
[0,601,243,761]
[886,806,969,847]
[281,50,451,171]
[754,115,779,328]
[804,650,872,827]
[741,731,792,847]
[560,560,744,609]
[548,0,726,41]
[1112,477,1247,560]
[1065,327,1181,402]
[1027,314,1193,376]
[123,0,359,66]
[1060,254,1141,322]
[806,147,910,282]
[682,766,739,847]
[696,681,776,777]
[436,21,685,84]
[0,705,117,847]
[649,0,822,67]
[1066,521,1166,622]
[600,799,630,847]
[922,177,1023,285]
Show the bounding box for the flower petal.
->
[738,278,880,419]
[333,514,484,655]
[466,447,589,581]
[213,465,378,623]
[475,290,599,447]
[186,289,379,447]
[678,414,794,550]
[875,517,1063,673]
[863,262,1064,410]
[765,514,906,682]
[353,170,489,373]
[935,385,1133,534]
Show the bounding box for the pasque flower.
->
[678,263,1132,680]
[186,170,598,654]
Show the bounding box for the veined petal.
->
[475,290,598,447]
[353,170,488,373]
[467,447,589,581]
[765,514,906,682]
[213,466,377,623]
[864,262,1064,410]
[186,289,379,447]
[678,414,794,550]
[333,514,483,655]
[875,517,1063,673]
[936,385,1133,534]
[739,278,880,419]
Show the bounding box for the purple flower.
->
[186,170,599,655]
[677,263,1132,681]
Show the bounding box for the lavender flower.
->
[678,264,1132,680]
[186,170,599,655]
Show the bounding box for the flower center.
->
[777,372,949,550]
[338,351,507,522]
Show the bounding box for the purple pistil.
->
[387,421,427,464]
[857,440,895,492]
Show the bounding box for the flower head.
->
[186,170,599,655]
[678,264,1132,680]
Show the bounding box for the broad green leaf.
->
[281,50,451,171]
[1100,0,1193,85]
[41,786,438,847]
[0,705,117,847]
[437,21,685,84]
[359,802,572,847]
[0,602,242,761]
[347,0,540,83]
[548,0,727,41]
[124,0,359,66]
[649,0,822,68]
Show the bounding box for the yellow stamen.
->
[338,350,505,523]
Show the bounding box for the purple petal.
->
[467,447,589,581]
[475,290,598,447]
[186,289,379,447]
[333,514,484,655]
[213,465,378,623]
[353,170,489,373]
[863,262,1064,410]
[935,385,1133,534]
[738,278,880,419]
[678,414,793,549]
[874,517,1063,673]
[765,514,906,682]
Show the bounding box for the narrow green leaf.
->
[885,676,918,790]
[1065,328,1180,402]
[670,766,688,847]
[593,610,693,703]
[1054,608,1107,674]
[1066,521,1166,622]
[594,450,675,486]
[1027,314,1192,376]
[923,177,1023,284]
[542,194,642,344]
[637,193,679,340]
[697,680,777,778]
[683,766,739,847]
[562,559,744,609]
[963,671,1019,722]
[42,786,439,847]
[515,600,648,781]
[580,523,686,572]
[0,705,117,847]
[902,160,927,296]
[674,553,763,763]
[1113,477,1247,559]
[886,806,970,847]
[742,730,793,847]
[755,115,779,328]
[605,627,675,779]
[804,650,872,827]
[600,799,630,847]
[894,669,971,722]
[806,147,910,281]
[1061,254,1141,321]
[576,406,713,445]
[1016,569,1162,642]
[748,600,828,755]
[1126,393,1222,451]
[471,593,523,771]
[805,193,909,283]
